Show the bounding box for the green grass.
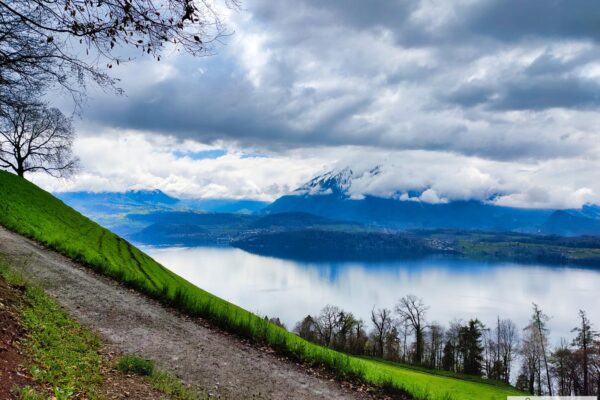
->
[0,170,524,400]
[1,260,205,400]
[23,287,104,397]
[117,355,155,376]
[0,261,103,399]
[360,356,514,389]
[149,370,204,400]
[117,354,204,400]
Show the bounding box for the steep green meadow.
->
[0,170,523,400]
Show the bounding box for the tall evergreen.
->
[442,340,455,371]
[458,319,485,376]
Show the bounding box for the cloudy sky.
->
[33,0,600,208]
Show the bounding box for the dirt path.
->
[0,226,372,400]
[0,271,169,400]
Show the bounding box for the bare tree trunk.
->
[534,306,553,395]
[16,155,25,177]
[582,324,588,395]
[529,366,535,394]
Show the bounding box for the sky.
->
[32,0,600,208]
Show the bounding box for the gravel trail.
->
[0,226,370,400]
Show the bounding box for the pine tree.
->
[442,340,455,371]
[571,310,599,395]
[458,319,485,376]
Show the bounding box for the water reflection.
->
[145,246,600,345]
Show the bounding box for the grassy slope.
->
[0,260,201,400]
[0,171,522,400]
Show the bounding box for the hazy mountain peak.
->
[291,162,505,205]
[123,189,179,205]
[293,165,386,198]
[294,167,354,196]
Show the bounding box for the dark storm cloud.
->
[493,78,600,110]
[300,0,416,31]
[463,0,600,42]
[83,0,600,161]
[446,74,600,111]
[445,49,600,110]
[86,54,380,149]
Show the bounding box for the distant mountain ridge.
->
[128,211,363,246]
[55,170,600,237]
[264,167,600,236]
[56,190,268,214]
[55,190,268,237]
[56,189,179,212]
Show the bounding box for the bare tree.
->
[532,303,553,396]
[399,318,413,363]
[0,0,237,103]
[483,325,497,379]
[316,305,341,348]
[498,318,519,383]
[384,325,401,361]
[396,294,428,364]
[443,319,463,372]
[371,307,393,358]
[0,9,60,106]
[427,322,445,369]
[0,99,78,177]
[550,338,574,396]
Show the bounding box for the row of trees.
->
[291,295,599,395]
[517,309,600,396]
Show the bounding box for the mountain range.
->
[263,167,600,236]
[55,190,268,236]
[55,167,600,237]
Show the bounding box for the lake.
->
[145,246,600,345]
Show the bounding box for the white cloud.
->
[327,149,600,209]
[30,129,327,201]
[26,133,600,210]
[34,0,600,210]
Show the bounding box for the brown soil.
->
[0,226,384,400]
[0,277,34,399]
[98,348,169,400]
[0,257,170,400]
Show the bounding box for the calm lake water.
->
[145,246,600,345]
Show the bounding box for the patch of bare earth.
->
[0,226,391,399]
[99,348,169,400]
[0,277,34,399]
[0,262,169,400]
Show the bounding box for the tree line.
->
[285,295,599,396]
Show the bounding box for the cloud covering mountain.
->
[31,0,600,208]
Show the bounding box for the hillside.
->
[265,193,554,231]
[128,211,365,246]
[232,229,600,266]
[0,170,524,400]
[543,210,600,236]
[232,230,449,261]
[54,190,268,237]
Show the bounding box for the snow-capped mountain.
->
[291,164,453,203]
[293,167,382,197]
[263,166,600,235]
